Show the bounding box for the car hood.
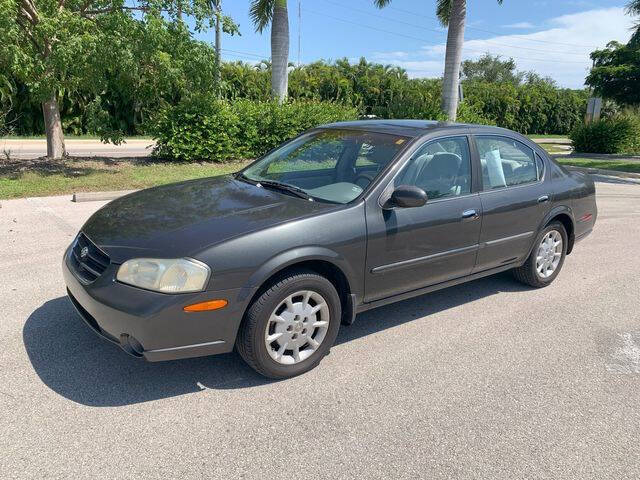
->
[82,175,335,263]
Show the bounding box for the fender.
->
[236,246,361,305]
[525,204,576,258]
[538,204,575,231]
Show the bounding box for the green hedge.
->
[462,81,587,135]
[5,58,589,138]
[147,98,359,161]
[570,116,640,154]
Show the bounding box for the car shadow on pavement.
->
[24,272,527,407]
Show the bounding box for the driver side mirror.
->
[388,185,428,209]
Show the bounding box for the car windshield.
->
[241,129,410,204]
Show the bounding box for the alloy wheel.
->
[536,230,563,279]
[264,290,330,365]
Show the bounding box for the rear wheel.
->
[513,221,568,288]
[236,270,341,378]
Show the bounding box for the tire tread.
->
[236,269,338,378]
[513,221,567,288]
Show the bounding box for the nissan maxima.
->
[63,120,597,378]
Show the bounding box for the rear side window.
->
[535,153,545,181]
[396,136,472,200]
[476,136,538,190]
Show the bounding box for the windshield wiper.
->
[256,180,313,201]
[234,172,258,185]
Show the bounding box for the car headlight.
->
[116,258,210,293]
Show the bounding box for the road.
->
[0,138,155,159]
[1,137,564,159]
[1,177,640,479]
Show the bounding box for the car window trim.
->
[472,134,545,192]
[535,151,546,181]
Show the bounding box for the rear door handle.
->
[462,209,479,221]
[537,195,550,204]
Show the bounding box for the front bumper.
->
[62,246,248,361]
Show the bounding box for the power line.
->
[221,48,268,60]
[302,8,588,65]
[320,0,589,57]
[354,0,601,49]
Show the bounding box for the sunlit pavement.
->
[1,137,564,160]
[1,138,155,159]
[1,177,639,479]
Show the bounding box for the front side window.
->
[242,129,409,204]
[476,136,538,190]
[395,136,472,200]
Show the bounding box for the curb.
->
[564,165,640,180]
[72,190,138,202]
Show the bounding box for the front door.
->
[472,135,552,272]
[364,136,482,302]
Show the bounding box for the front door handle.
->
[537,195,550,204]
[462,209,479,221]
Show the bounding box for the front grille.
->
[69,233,110,283]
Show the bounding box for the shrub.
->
[570,116,640,154]
[456,102,494,125]
[147,97,358,161]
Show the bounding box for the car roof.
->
[319,119,517,139]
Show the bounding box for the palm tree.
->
[375,0,503,121]
[208,0,222,86]
[627,0,640,45]
[250,0,290,103]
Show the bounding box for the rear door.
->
[473,135,551,272]
[364,135,482,302]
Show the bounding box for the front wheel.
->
[236,270,341,378]
[513,221,568,288]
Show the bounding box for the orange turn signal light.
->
[183,299,228,312]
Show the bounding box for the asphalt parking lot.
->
[1,176,640,479]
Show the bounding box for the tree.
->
[586,41,640,106]
[206,1,240,92]
[462,54,522,84]
[375,0,503,121]
[86,15,223,143]
[585,2,640,106]
[627,0,640,45]
[0,0,216,159]
[250,0,289,103]
[462,53,556,86]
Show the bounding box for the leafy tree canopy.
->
[462,53,556,86]
[586,41,640,106]
[0,0,227,147]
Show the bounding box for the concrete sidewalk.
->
[0,138,155,159]
[1,137,565,160]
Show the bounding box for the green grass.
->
[0,158,249,199]
[556,157,640,174]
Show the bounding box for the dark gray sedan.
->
[63,120,597,378]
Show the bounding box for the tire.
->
[513,221,568,288]
[236,269,341,379]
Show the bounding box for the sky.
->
[191,0,637,89]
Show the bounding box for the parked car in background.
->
[63,120,597,378]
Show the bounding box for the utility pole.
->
[585,58,602,124]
